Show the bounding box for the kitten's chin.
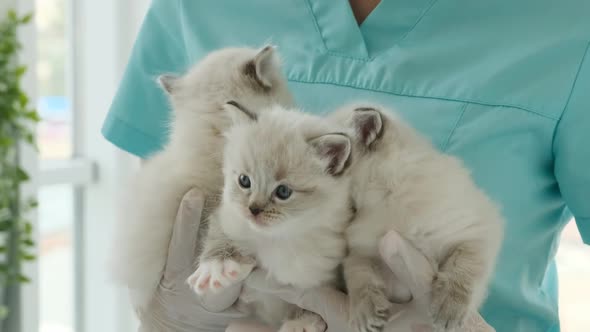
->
[246,217,273,232]
[245,215,283,234]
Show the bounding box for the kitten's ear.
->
[247,45,280,89]
[158,74,179,94]
[351,107,384,147]
[223,101,258,125]
[309,133,352,176]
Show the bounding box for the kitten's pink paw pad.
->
[187,259,254,295]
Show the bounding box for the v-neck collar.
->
[360,0,436,54]
[305,0,369,59]
[306,0,436,60]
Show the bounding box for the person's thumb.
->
[162,188,205,284]
[379,231,496,332]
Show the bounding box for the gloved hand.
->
[136,188,249,332]
[243,230,495,332]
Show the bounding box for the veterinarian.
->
[103,0,590,331]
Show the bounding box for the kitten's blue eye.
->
[275,185,292,200]
[238,174,251,189]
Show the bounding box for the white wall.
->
[75,0,148,331]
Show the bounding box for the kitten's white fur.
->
[189,106,354,331]
[110,46,294,309]
[330,105,504,332]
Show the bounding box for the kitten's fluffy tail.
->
[109,154,194,309]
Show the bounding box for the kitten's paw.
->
[187,259,254,295]
[430,273,470,331]
[349,288,393,332]
[278,316,327,332]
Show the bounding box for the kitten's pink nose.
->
[249,206,263,216]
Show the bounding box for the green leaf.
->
[7,10,17,22]
[21,13,33,24]
[23,221,33,234]
[16,167,29,181]
[24,110,40,122]
[18,274,31,283]
[0,136,14,147]
[15,65,26,78]
[0,9,37,286]
[0,220,11,231]
[20,252,35,261]
[24,132,35,145]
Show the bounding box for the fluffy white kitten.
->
[110,46,294,309]
[329,105,504,332]
[187,104,354,332]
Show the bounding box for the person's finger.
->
[163,188,205,283]
[197,283,243,312]
[143,284,247,331]
[163,189,242,312]
[379,230,435,298]
[380,231,496,332]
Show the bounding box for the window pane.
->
[38,185,74,332]
[36,0,75,331]
[36,0,72,160]
[556,219,590,331]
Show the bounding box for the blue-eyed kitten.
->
[111,46,294,309]
[188,103,354,332]
[330,105,504,332]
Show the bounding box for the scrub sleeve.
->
[102,0,187,158]
[554,46,590,244]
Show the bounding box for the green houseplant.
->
[0,9,38,319]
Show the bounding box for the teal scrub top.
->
[103,1,590,331]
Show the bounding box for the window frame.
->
[14,0,147,331]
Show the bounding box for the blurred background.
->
[3,0,590,331]
[4,0,146,331]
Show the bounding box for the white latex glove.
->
[242,230,495,332]
[136,188,249,332]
